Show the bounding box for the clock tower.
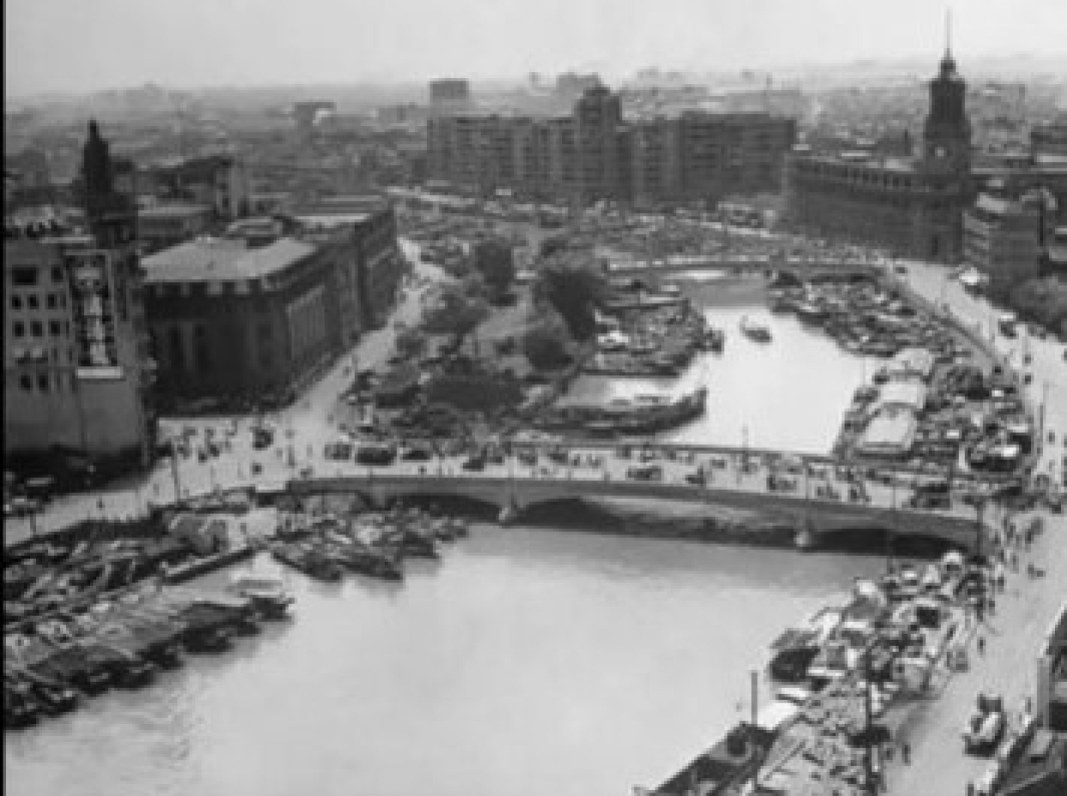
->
[922,36,971,176]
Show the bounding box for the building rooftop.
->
[139,202,213,220]
[141,237,315,284]
[793,151,917,173]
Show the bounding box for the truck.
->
[963,693,1006,755]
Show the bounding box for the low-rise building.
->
[137,202,213,253]
[963,190,1051,287]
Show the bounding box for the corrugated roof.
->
[142,237,315,284]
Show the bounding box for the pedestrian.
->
[977,636,985,655]
[902,742,910,764]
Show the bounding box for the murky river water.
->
[5,277,889,796]
[567,278,880,453]
[6,533,884,796]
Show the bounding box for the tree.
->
[539,235,570,260]
[523,310,573,370]
[471,238,516,298]
[395,327,428,360]
[422,284,490,340]
[535,254,607,340]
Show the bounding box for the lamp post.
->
[863,645,877,796]
[169,439,183,504]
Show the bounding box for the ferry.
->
[739,316,772,342]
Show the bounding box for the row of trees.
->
[988,275,1067,337]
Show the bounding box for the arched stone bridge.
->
[287,471,988,553]
[606,257,879,282]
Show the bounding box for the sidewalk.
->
[885,510,1066,795]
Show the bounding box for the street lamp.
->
[975,497,986,560]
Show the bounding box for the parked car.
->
[626,465,663,482]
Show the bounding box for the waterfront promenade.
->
[884,508,1066,795]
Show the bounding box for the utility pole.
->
[863,646,876,795]
[169,440,183,504]
[750,669,760,790]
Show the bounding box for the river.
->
[5,532,885,796]
[5,275,891,796]
[566,277,881,453]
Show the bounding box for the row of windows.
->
[10,292,67,311]
[9,265,65,287]
[13,372,74,394]
[11,320,69,338]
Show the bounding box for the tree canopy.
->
[471,238,516,298]
[422,284,490,339]
[523,310,573,370]
[534,254,607,340]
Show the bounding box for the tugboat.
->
[272,541,344,582]
[323,536,403,581]
[228,572,295,620]
[740,316,772,342]
[383,528,439,560]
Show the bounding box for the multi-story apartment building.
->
[4,122,156,473]
[427,85,795,207]
[429,79,471,117]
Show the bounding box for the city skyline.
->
[6,0,1067,98]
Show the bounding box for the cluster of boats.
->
[5,580,293,731]
[534,388,708,437]
[587,300,722,378]
[769,281,962,361]
[4,516,257,628]
[269,507,469,583]
[647,552,1002,793]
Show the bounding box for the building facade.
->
[136,202,213,254]
[427,85,795,207]
[429,79,471,117]
[4,121,155,471]
[785,49,973,262]
[142,199,402,405]
[142,238,339,406]
[146,154,251,220]
[963,190,1052,287]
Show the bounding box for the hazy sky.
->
[6,0,1067,96]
